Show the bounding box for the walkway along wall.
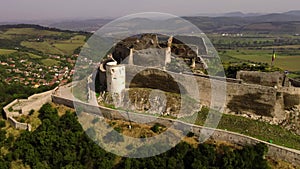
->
[52,95,300,166]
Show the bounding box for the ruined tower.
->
[106,62,126,94]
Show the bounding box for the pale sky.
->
[1,0,300,22]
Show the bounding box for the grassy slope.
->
[181,110,300,150]
[53,35,86,55]
[0,27,86,56]
[4,28,62,36]
[21,41,65,55]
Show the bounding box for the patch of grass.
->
[53,35,85,55]
[0,33,14,40]
[21,41,64,55]
[287,73,300,79]
[28,111,41,131]
[0,49,16,55]
[10,160,31,169]
[225,49,300,71]
[41,58,60,67]
[218,114,300,150]
[27,53,42,59]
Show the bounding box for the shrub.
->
[29,109,34,116]
[0,120,6,128]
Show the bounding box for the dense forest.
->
[0,103,270,169]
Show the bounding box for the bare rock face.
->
[98,88,200,118]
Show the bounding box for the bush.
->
[0,120,5,128]
[150,123,161,133]
[187,132,195,137]
[29,109,34,116]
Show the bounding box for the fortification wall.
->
[226,83,278,117]
[21,90,53,115]
[3,99,20,118]
[124,65,283,118]
[51,95,300,166]
[3,90,54,131]
[279,87,300,109]
[7,117,31,131]
[236,71,284,87]
[290,78,300,87]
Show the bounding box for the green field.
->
[4,28,62,36]
[41,58,60,67]
[264,45,300,49]
[53,35,86,55]
[21,35,85,56]
[27,53,42,59]
[0,49,16,55]
[21,41,65,55]
[0,27,87,56]
[223,49,300,71]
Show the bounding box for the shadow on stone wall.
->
[284,93,300,109]
[128,68,187,95]
[227,93,274,117]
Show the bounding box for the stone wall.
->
[124,65,294,119]
[236,71,285,87]
[7,117,31,131]
[279,87,300,109]
[51,95,300,166]
[290,78,300,87]
[3,89,54,131]
[3,99,20,118]
[21,90,53,115]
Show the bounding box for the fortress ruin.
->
[98,33,300,123]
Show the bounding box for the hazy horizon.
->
[1,0,300,22]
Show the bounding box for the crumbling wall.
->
[226,83,277,117]
[280,87,300,109]
[237,71,284,87]
[290,78,300,87]
[125,65,282,118]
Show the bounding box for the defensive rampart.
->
[3,89,55,131]
[124,65,299,119]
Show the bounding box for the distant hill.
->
[284,10,300,16]
[49,19,112,32]
[185,11,300,34]
[3,11,300,34]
